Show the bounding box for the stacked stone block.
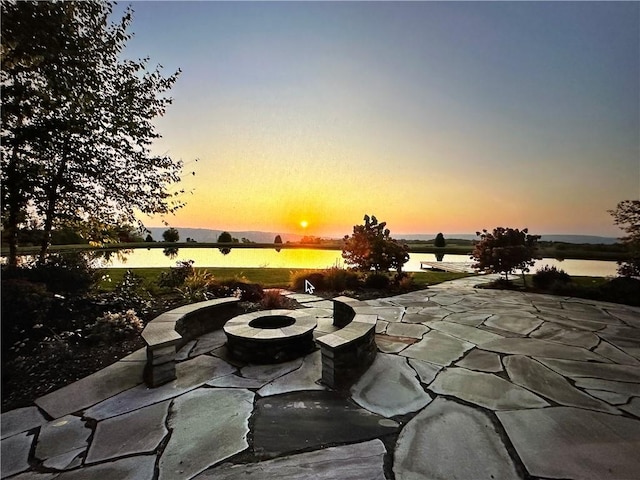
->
[142,298,239,387]
[317,296,378,389]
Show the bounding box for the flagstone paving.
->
[2,275,640,479]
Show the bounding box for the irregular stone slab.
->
[1,431,32,478]
[621,397,640,418]
[240,357,303,382]
[351,354,431,417]
[197,439,387,479]
[408,359,442,385]
[497,407,640,479]
[253,391,397,457]
[595,340,640,365]
[605,308,640,328]
[394,397,519,480]
[35,415,89,463]
[35,359,144,418]
[427,321,503,345]
[56,454,156,480]
[456,349,503,372]
[375,335,411,353]
[443,312,492,326]
[207,374,266,389]
[504,356,619,414]
[314,317,338,334]
[175,339,196,361]
[356,306,403,323]
[427,294,461,306]
[1,406,47,440]
[285,293,324,303]
[430,367,548,410]
[375,320,388,334]
[86,400,169,463]
[386,322,428,339]
[159,388,254,480]
[9,472,58,480]
[484,314,543,335]
[257,351,324,397]
[85,355,236,420]
[42,447,85,470]
[599,326,640,359]
[536,358,640,383]
[586,389,632,405]
[400,331,474,366]
[190,330,227,356]
[540,312,607,332]
[400,313,429,324]
[530,322,599,349]
[303,307,333,318]
[573,378,640,396]
[480,338,605,362]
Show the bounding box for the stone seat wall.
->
[316,297,377,389]
[141,298,239,387]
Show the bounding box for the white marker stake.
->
[304,280,315,295]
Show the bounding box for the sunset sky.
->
[121,1,639,238]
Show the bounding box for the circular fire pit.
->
[223,309,317,363]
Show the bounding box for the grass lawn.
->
[97,267,472,292]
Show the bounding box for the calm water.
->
[97,248,618,277]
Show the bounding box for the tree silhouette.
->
[162,228,179,243]
[609,200,640,276]
[342,215,409,273]
[218,231,233,255]
[471,227,540,284]
[434,233,446,248]
[1,2,183,265]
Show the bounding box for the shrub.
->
[342,214,409,273]
[91,309,143,341]
[396,273,415,292]
[260,290,287,309]
[596,277,640,306]
[365,272,391,289]
[3,253,98,295]
[216,279,264,302]
[532,266,572,290]
[324,267,360,291]
[158,260,194,288]
[290,270,326,292]
[177,270,217,302]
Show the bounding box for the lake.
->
[95,248,619,277]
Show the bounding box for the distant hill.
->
[146,227,304,244]
[146,228,619,245]
[397,233,619,245]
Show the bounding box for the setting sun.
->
[300,220,309,229]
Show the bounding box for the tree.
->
[471,227,540,283]
[145,234,154,243]
[1,1,183,266]
[342,214,409,273]
[218,231,233,255]
[274,234,282,253]
[609,200,640,276]
[162,228,179,242]
[434,233,446,248]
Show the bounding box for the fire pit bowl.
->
[223,309,317,363]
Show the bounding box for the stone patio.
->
[2,275,640,479]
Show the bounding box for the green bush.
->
[158,260,194,288]
[217,279,264,302]
[365,272,391,289]
[3,253,98,295]
[90,309,143,341]
[260,290,287,309]
[290,270,326,292]
[532,266,571,290]
[324,267,360,291]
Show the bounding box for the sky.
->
[118,1,639,238]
